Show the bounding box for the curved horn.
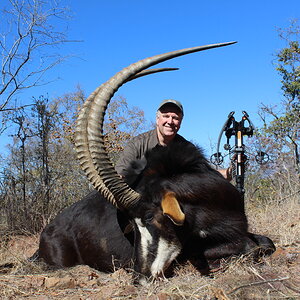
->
[75,41,236,209]
[126,67,179,82]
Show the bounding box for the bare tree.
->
[0,0,79,126]
[11,110,35,219]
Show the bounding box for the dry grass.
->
[247,195,300,247]
[0,195,299,299]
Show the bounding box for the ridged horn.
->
[75,41,236,209]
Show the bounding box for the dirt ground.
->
[0,233,299,300]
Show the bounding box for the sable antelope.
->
[34,42,275,281]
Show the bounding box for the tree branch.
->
[0,0,81,115]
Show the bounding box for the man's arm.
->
[115,140,139,177]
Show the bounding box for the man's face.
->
[156,105,183,140]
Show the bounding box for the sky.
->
[1,0,299,158]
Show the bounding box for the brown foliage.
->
[0,91,149,233]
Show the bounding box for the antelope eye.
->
[144,212,154,223]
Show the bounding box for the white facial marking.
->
[150,237,181,277]
[135,218,153,271]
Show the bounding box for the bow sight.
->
[210,111,269,200]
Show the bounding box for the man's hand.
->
[218,167,232,181]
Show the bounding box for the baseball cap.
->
[158,99,184,115]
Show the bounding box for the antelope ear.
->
[161,191,185,226]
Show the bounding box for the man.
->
[115,99,231,183]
